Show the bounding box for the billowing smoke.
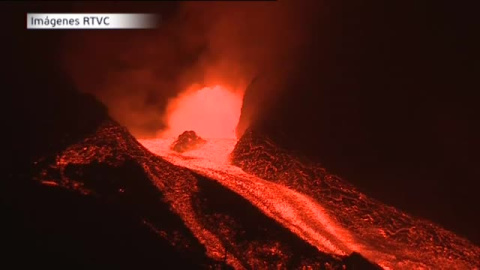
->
[62,1,321,138]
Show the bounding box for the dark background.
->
[3,0,479,249]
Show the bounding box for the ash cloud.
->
[61,1,322,138]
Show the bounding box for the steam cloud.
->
[62,1,322,138]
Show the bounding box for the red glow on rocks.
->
[161,85,243,139]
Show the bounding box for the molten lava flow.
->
[139,137,480,270]
[140,138,358,257]
[161,85,243,139]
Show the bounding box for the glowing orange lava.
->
[139,137,480,269]
[161,85,243,139]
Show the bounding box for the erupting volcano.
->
[17,84,479,269]
[134,86,479,269]
[19,78,478,269]
[7,2,479,269]
[26,79,477,269]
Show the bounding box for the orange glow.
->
[161,85,243,139]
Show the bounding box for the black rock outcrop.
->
[171,130,207,153]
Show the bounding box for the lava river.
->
[139,137,480,270]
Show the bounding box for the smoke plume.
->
[62,1,322,138]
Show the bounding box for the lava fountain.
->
[160,84,243,140]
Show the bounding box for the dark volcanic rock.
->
[192,173,347,269]
[171,130,207,153]
[0,178,207,270]
[62,159,214,264]
[343,253,382,270]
